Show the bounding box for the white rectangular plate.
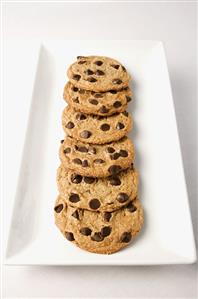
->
[5,40,196,265]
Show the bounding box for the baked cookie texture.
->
[67,56,131,92]
[63,82,132,116]
[54,196,144,254]
[62,106,132,144]
[59,136,135,177]
[57,165,138,212]
[55,55,144,254]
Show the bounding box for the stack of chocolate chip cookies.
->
[54,56,144,254]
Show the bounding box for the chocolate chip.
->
[126,202,137,213]
[122,65,127,72]
[100,123,110,131]
[108,176,121,186]
[120,232,132,243]
[89,198,101,210]
[94,159,105,164]
[99,106,109,114]
[126,96,132,103]
[78,60,86,64]
[69,193,80,203]
[95,70,105,76]
[64,147,71,154]
[71,174,82,184]
[54,204,63,213]
[80,130,92,139]
[89,99,98,105]
[117,193,129,203]
[116,122,125,130]
[113,101,122,108]
[119,150,128,157]
[112,79,122,84]
[77,56,86,59]
[83,177,95,184]
[94,60,103,66]
[101,226,112,237]
[87,77,97,83]
[106,147,115,153]
[66,121,75,129]
[80,227,92,236]
[65,232,75,241]
[73,97,79,103]
[104,212,112,222]
[110,153,120,160]
[72,86,78,92]
[73,74,81,81]
[85,69,94,75]
[122,111,129,117]
[77,146,88,153]
[72,210,79,219]
[82,160,89,167]
[73,158,82,165]
[91,232,104,242]
[88,147,97,154]
[94,93,103,98]
[130,163,134,170]
[108,165,122,174]
[111,64,120,69]
[76,113,87,120]
[109,90,117,94]
[60,139,64,144]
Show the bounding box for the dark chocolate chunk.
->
[71,174,83,184]
[113,101,122,108]
[108,165,122,175]
[80,130,92,139]
[117,193,129,203]
[54,204,64,213]
[91,232,104,242]
[120,232,132,243]
[72,158,82,165]
[73,74,81,81]
[66,121,75,129]
[69,193,80,203]
[64,147,71,154]
[100,123,110,131]
[65,232,75,241]
[89,198,101,210]
[80,227,92,236]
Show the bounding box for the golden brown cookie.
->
[62,106,132,144]
[63,82,132,116]
[54,195,144,254]
[67,56,131,92]
[57,165,138,212]
[59,136,135,177]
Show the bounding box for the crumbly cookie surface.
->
[62,106,132,144]
[67,56,131,92]
[57,165,138,212]
[63,82,132,116]
[54,196,144,254]
[59,136,135,177]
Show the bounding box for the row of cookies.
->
[54,56,144,254]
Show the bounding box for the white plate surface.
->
[5,40,196,265]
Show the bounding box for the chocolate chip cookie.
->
[54,195,143,254]
[59,136,135,177]
[62,106,132,144]
[67,56,131,92]
[57,165,138,212]
[63,82,132,116]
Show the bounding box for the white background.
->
[2,1,197,298]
